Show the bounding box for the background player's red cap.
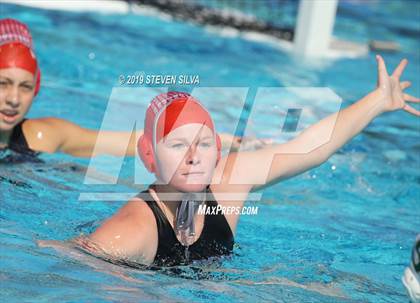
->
[0,18,41,96]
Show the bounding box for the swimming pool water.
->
[1,1,419,302]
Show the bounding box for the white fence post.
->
[294,0,339,57]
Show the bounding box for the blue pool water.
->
[1,1,419,302]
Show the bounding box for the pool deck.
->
[3,0,369,59]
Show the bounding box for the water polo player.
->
[72,59,418,267]
[0,18,144,158]
[0,18,265,159]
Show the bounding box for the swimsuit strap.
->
[137,186,234,266]
[8,119,35,154]
[137,188,177,244]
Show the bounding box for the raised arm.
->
[225,56,419,190]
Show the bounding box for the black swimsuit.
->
[0,119,40,163]
[8,119,36,153]
[138,187,234,267]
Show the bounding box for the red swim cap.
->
[138,92,222,173]
[0,18,41,96]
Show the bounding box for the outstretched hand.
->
[376,55,420,116]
